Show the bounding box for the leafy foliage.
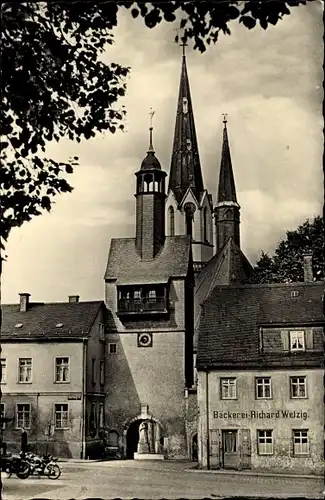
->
[247,217,325,283]
[1,1,306,248]
[1,1,128,247]
[125,0,306,52]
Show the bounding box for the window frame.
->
[257,429,273,455]
[91,358,96,385]
[99,402,104,428]
[293,429,309,456]
[98,323,105,341]
[255,377,272,399]
[289,330,305,352]
[1,358,6,384]
[99,360,104,386]
[54,402,69,429]
[290,376,307,399]
[220,378,237,400]
[16,403,31,430]
[54,356,70,384]
[18,357,33,384]
[1,403,6,429]
[168,205,175,236]
[109,343,117,354]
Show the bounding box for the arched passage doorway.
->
[124,416,165,459]
[126,419,141,459]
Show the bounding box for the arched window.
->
[186,214,193,237]
[168,206,175,236]
[144,174,153,192]
[203,207,207,242]
[148,290,156,302]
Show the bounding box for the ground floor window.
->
[54,403,69,429]
[293,429,309,455]
[89,402,97,437]
[257,430,273,455]
[16,403,31,429]
[0,403,5,429]
[99,402,104,428]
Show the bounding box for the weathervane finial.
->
[148,107,155,152]
[222,113,228,125]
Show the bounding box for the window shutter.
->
[209,429,221,469]
[239,429,251,469]
[281,330,289,351]
[305,329,313,350]
[289,435,294,457]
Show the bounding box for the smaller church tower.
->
[135,111,167,260]
[214,116,240,252]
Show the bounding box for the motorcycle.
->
[24,452,61,480]
[0,451,31,479]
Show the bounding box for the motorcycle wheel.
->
[47,463,61,480]
[16,461,31,479]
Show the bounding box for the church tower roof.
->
[141,109,161,170]
[217,116,237,204]
[168,45,204,203]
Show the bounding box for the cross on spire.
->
[174,27,188,57]
[148,107,155,152]
[180,38,188,57]
[222,113,228,124]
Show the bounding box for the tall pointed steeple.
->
[214,116,240,252]
[168,46,204,203]
[217,115,238,204]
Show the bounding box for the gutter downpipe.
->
[81,338,87,459]
[205,368,210,470]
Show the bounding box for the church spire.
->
[215,116,240,252]
[217,114,238,203]
[168,44,204,203]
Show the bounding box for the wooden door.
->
[222,430,239,469]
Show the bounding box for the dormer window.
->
[290,330,305,352]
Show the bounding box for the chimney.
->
[19,293,31,312]
[69,295,80,303]
[303,253,313,283]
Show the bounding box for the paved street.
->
[2,460,323,499]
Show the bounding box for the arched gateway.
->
[123,415,165,460]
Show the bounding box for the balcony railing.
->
[117,297,167,315]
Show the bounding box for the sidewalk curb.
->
[185,467,323,480]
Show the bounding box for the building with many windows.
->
[102,45,255,461]
[1,293,110,458]
[196,276,324,474]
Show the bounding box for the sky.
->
[2,2,323,304]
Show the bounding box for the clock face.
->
[138,332,153,348]
[184,202,196,216]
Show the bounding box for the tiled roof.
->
[197,282,324,369]
[1,301,110,340]
[104,236,191,285]
[194,238,252,343]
